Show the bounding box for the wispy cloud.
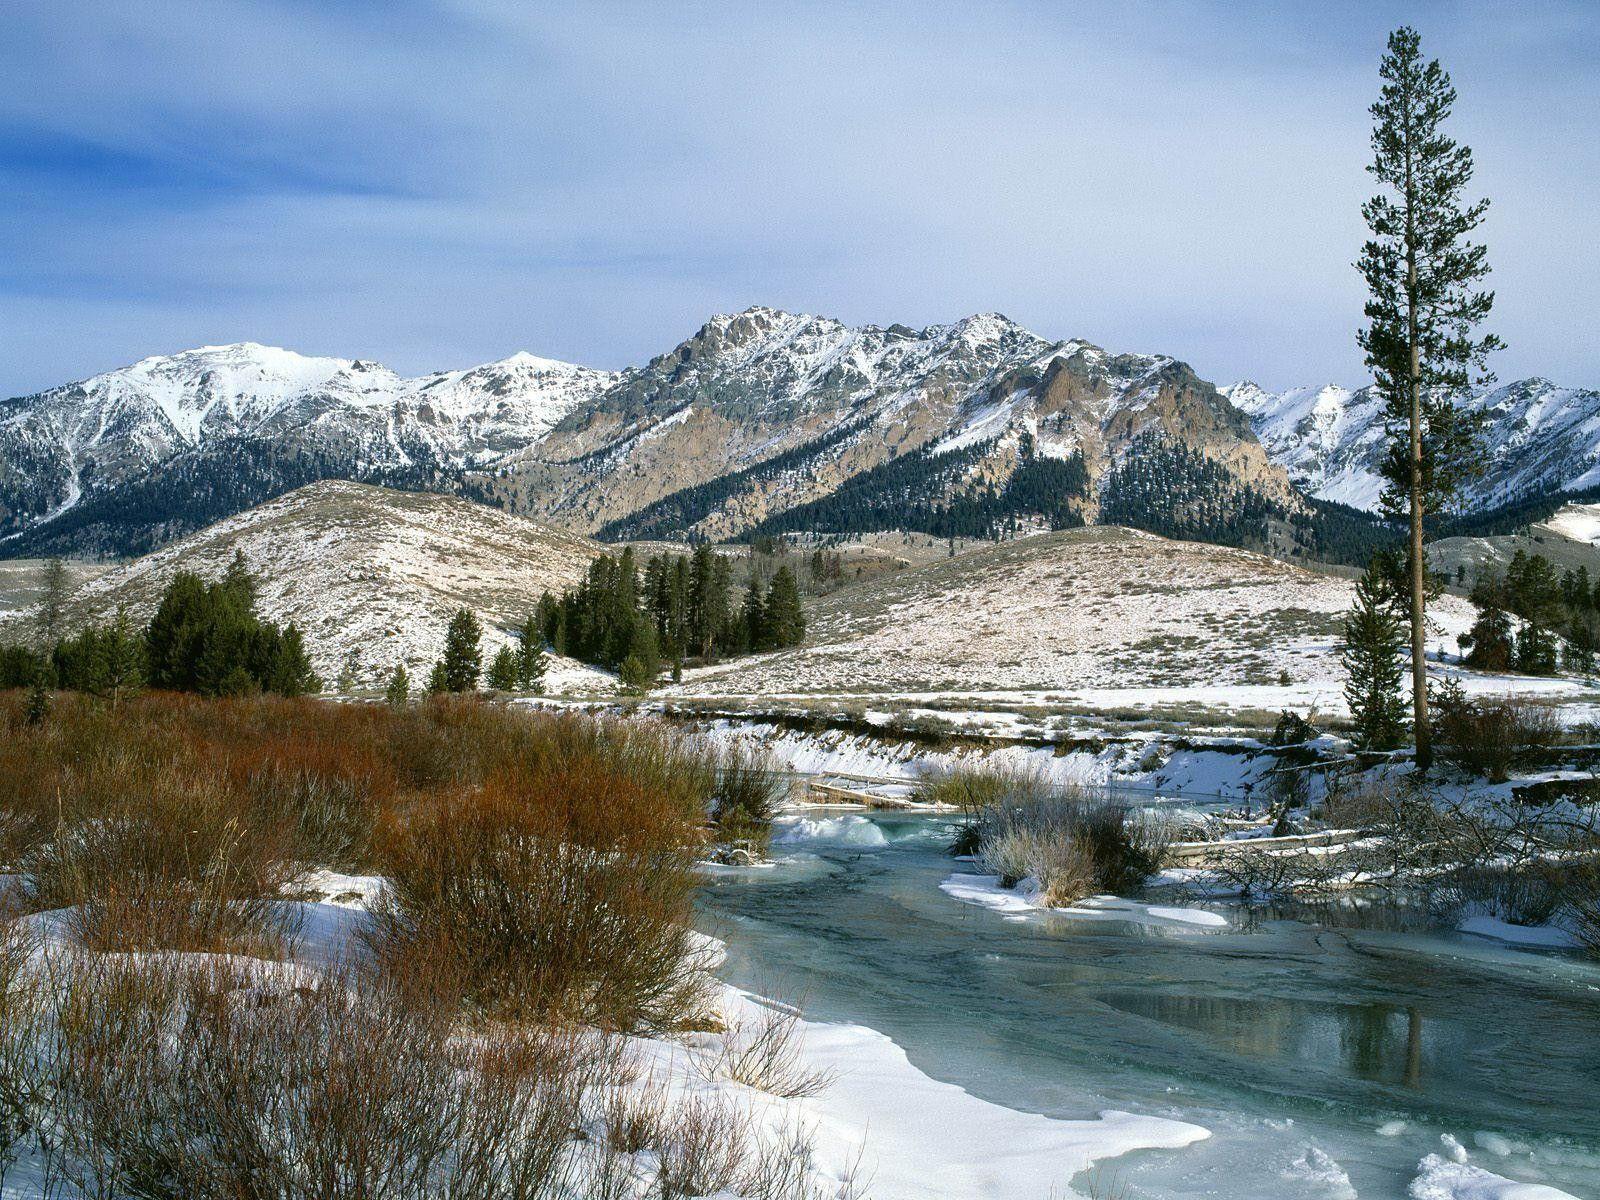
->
[3,0,1596,396]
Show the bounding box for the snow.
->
[61,480,613,690]
[939,874,1230,928]
[1539,502,1600,546]
[637,989,1212,1200]
[773,814,890,848]
[679,526,1484,707]
[2,868,1213,1200]
[1409,1153,1580,1200]
[1228,377,1600,514]
[1457,915,1582,950]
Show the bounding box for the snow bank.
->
[939,873,1230,929]
[639,989,1210,1200]
[1410,1153,1580,1200]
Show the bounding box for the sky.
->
[2,0,1597,398]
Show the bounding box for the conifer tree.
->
[516,617,547,694]
[487,645,520,692]
[33,557,68,650]
[740,577,765,653]
[1563,621,1596,678]
[1358,26,1500,771]
[427,661,449,696]
[384,662,411,707]
[617,617,660,693]
[434,608,483,693]
[1514,623,1558,676]
[1341,558,1409,751]
[761,565,806,649]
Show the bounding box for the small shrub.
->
[24,952,607,1200]
[369,724,715,1030]
[1434,686,1561,782]
[694,1001,835,1099]
[24,772,302,955]
[710,743,783,862]
[970,787,1171,905]
[1560,859,1600,957]
[1429,863,1564,927]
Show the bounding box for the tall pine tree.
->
[1358,27,1499,771]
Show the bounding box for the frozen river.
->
[697,810,1600,1199]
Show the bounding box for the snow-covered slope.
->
[680,525,1475,699]
[1225,378,1600,514]
[0,343,615,553]
[49,480,610,691]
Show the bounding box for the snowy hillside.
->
[1226,377,1600,514]
[49,480,612,691]
[680,526,1476,704]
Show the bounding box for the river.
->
[696,810,1600,1199]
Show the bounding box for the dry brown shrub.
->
[694,1001,835,1099]
[369,731,714,1030]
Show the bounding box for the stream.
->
[696,810,1600,1199]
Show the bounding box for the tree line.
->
[0,552,318,713]
[535,545,804,690]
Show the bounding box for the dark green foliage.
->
[544,547,805,679]
[1514,623,1558,676]
[1463,551,1597,677]
[1463,571,1515,672]
[617,620,661,693]
[760,565,805,650]
[0,644,48,688]
[432,609,482,694]
[143,560,317,697]
[52,608,145,701]
[25,675,51,725]
[384,663,410,707]
[1099,434,1276,549]
[486,646,520,692]
[1564,621,1596,677]
[514,613,547,693]
[746,438,1090,543]
[1341,558,1409,750]
[1358,26,1499,522]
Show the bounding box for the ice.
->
[1409,1154,1580,1200]
[774,814,890,848]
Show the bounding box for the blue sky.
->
[3,1,1596,397]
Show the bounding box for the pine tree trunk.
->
[1405,142,1431,774]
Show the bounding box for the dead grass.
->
[694,1000,836,1099]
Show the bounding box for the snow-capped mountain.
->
[1224,378,1600,514]
[507,306,1290,542]
[0,343,615,554]
[2,308,1294,557]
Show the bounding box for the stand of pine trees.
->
[0,552,319,699]
[1463,549,1598,677]
[539,546,805,686]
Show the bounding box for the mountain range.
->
[1224,377,1600,516]
[4,307,1594,561]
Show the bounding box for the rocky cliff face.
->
[2,309,1301,556]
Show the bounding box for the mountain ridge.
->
[3,308,1301,557]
